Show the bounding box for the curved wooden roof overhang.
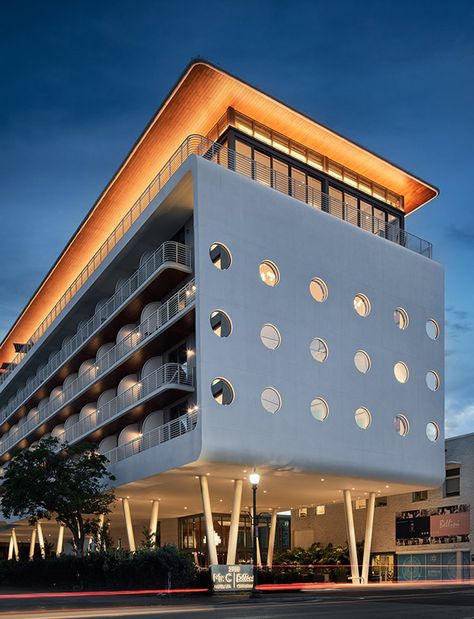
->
[0,60,438,367]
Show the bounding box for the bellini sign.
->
[210,565,254,592]
[396,504,470,545]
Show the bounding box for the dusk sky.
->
[1,0,473,436]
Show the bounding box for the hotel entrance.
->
[371,553,395,582]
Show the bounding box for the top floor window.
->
[444,466,460,498]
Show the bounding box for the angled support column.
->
[29,528,37,560]
[361,492,376,584]
[122,498,136,552]
[343,490,360,583]
[267,509,278,568]
[256,535,262,567]
[56,524,65,556]
[199,475,218,566]
[11,528,19,561]
[96,514,105,551]
[36,522,46,559]
[149,500,160,547]
[226,479,243,565]
[7,535,13,560]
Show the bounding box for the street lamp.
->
[249,471,260,594]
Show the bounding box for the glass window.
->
[353,294,371,317]
[298,507,308,518]
[426,371,440,391]
[426,422,440,442]
[210,310,232,338]
[354,350,371,373]
[355,407,371,430]
[235,139,252,177]
[254,150,271,186]
[316,505,325,515]
[209,243,232,270]
[260,324,281,350]
[393,414,410,437]
[394,308,409,330]
[360,201,373,232]
[444,467,460,497]
[426,319,440,340]
[373,207,386,237]
[355,499,367,510]
[308,152,323,171]
[412,490,428,502]
[211,378,234,405]
[329,186,344,220]
[394,362,409,383]
[344,193,358,225]
[310,338,328,363]
[261,387,282,414]
[375,496,387,508]
[259,261,280,287]
[273,159,289,194]
[309,278,328,302]
[291,167,306,202]
[310,397,329,421]
[308,176,322,209]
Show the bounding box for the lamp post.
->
[249,471,260,595]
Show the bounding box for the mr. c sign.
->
[210,564,254,592]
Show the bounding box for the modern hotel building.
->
[0,61,444,582]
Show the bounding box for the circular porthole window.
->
[393,414,410,437]
[394,308,409,330]
[394,362,409,383]
[426,422,440,442]
[309,278,328,303]
[426,319,440,340]
[211,378,234,405]
[259,261,280,287]
[209,243,232,270]
[354,294,371,317]
[261,387,282,414]
[355,407,371,430]
[354,350,371,374]
[426,370,440,392]
[210,310,232,337]
[310,397,329,422]
[310,338,328,363]
[260,324,281,350]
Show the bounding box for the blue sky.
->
[1,0,473,435]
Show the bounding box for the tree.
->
[0,437,116,557]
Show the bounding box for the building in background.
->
[0,61,444,581]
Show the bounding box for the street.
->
[3,585,474,618]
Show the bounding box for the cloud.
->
[446,401,474,437]
[446,227,474,249]
[445,306,473,339]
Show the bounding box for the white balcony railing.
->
[0,242,191,424]
[0,280,196,457]
[104,410,198,465]
[58,363,194,446]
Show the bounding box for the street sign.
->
[210,564,254,592]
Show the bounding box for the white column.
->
[56,524,65,556]
[122,498,136,552]
[29,528,37,560]
[361,492,376,584]
[256,536,262,567]
[36,522,46,559]
[343,490,360,583]
[226,479,243,565]
[267,510,278,568]
[7,535,13,560]
[199,476,218,566]
[149,500,160,547]
[11,528,19,561]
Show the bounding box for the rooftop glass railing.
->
[0,241,191,422]
[1,134,432,386]
[0,280,196,456]
[103,409,198,465]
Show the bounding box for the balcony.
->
[0,280,196,459]
[0,134,432,390]
[0,241,191,425]
[103,410,198,465]
[57,363,194,447]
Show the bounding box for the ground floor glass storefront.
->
[396,551,471,581]
[179,512,290,566]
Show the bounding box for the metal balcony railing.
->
[103,410,198,465]
[57,363,194,446]
[1,134,432,387]
[0,242,191,421]
[0,280,196,456]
